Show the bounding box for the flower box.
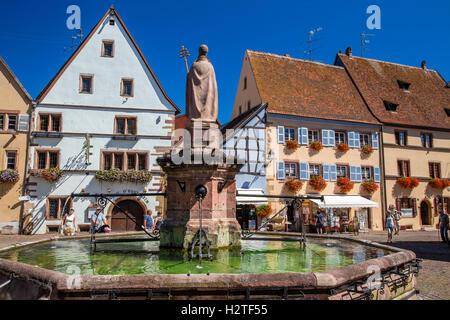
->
[309,175,326,192]
[362,179,379,194]
[429,178,450,189]
[285,178,303,193]
[285,139,299,150]
[397,176,419,189]
[361,145,374,155]
[309,141,323,152]
[255,204,272,217]
[31,168,63,183]
[337,143,349,152]
[95,169,152,183]
[0,169,19,183]
[337,176,354,193]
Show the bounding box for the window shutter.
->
[321,129,329,146]
[300,127,308,145]
[371,132,379,149]
[323,164,330,181]
[329,164,337,181]
[328,130,335,146]
[348,131,355,148]
[350,166,356,181]
[278,126,284,143]
[356,166,362,182]
[18,114,30,132]
[373,167,381,183]
[299,162,309,180]
[277,162,285,180]
[411,198,417,217]
[396,198,401,212]
[354,132,361,148]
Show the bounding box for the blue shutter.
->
[354,132,361,148]
[321,129,329,146]
[374,167,380,182]
[330,164,337,181]
[328,130,335,146]
[299,162,309,180]
[323,164,330,181]
[356,166,362,182]
[350,166,357,181]
[278,126,284,143]
[348,131,355,148]
[300,127,308,145]
[371,132,379,149]
[277,162,285,180]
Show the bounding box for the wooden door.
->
[111,200,144,231]
[420,201,430,225]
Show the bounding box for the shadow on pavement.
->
[383,241,450,262]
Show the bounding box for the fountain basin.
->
[0,232,418,300]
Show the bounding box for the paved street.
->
[0,230,449,300]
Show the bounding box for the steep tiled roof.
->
[246,50,379,124]
[337,54,450,130]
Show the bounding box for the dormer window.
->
[397,80,410,92]
[383,100,398,112]
[102,40,114,57]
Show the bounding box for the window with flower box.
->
[284,128,295,142]
[46,196,71,220]
[398,160,410,177]
[337,165,348,178]
[35,149,60,169]
[101,151,148,171]
[335,132,346,145]
[285,163,297,178]
[361,166,372,180]
[308,130,319,142]
[309,164,321,177]
[360,133,370,146]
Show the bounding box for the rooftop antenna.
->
[360,32,375,57]
[300,27,323,60]
[64,28,83,53]
[179,45,190,73]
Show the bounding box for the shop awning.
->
[236,189,268,205]
[310,195,378,208]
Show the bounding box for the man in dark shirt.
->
[439,211,449,244]
[316,211,324,234]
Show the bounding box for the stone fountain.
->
[157,45,243,249]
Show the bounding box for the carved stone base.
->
[157,157,243,249]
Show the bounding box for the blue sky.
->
[1,0,449,124]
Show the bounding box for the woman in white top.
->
[62,208,77,236]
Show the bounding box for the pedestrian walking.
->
[438,211,449,244]
[385,212,395,243]
[394,211,401,235]
[61,208,77,236]
[315,211,324,234]
[352,215,359,236]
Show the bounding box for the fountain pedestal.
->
[157,157,242,249]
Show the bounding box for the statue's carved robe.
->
[186,56,218,122]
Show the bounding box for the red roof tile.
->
[247,50,379,125]
[337,54,450,130]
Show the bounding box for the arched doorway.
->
[420,200,431,226]
[111,199,145,231]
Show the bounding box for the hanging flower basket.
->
[429,178,450,189]
[32,168,63,183]
[361,145,374,155]
[397,176,419,189]
[337,176,354,193]
[309,141,323,152]
[285,139,299,150]
[95,169,152,183]
[0,169,19,183]
[337,143,349,153]
[309,175,327,192]
[362,179,379,194]
[255,204,272,217]
[285,178,303,192]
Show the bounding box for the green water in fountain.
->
[0,237,391,275]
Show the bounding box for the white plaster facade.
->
[27,8,178,234]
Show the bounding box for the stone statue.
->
[186,45,218,123]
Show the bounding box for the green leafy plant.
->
[95,169,152,183]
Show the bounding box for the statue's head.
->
[199,44,208,57]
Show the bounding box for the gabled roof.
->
[221,102,266,133]
[246,50,379,125]
[36,7,180,114]
[0,56,32,103]
[336,53,450,130]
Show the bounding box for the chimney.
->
[345,47,352,57]
[421,60,427,70]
